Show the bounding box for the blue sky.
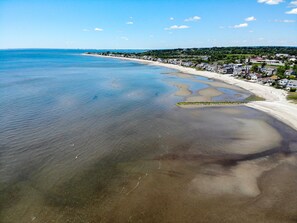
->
[0,0,296,49]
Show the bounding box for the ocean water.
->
[1,50,297,223]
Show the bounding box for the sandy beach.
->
[85,54,297,131]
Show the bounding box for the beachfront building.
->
[218,66,234,74]
[286,80,297,91]
[250,57,284,66]
[278,79,289,87]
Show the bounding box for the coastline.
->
[84,54,297,131]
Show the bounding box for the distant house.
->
[278,79,289,87]
[286,80,297,90]
[220,67,234,74]
[181,61,193,67]
[234,64,243,68]
[247,73,258,81]
[260,77,275,85]
[233,67,247,76]
[266,68,276,76]
[250,57,284,66]
[276,53,289,58]
[199,56,209,61]
[285,70,296,77]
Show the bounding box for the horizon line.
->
[1,45,297,51]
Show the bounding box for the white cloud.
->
[286,8,297,14]
[249,30,254,32]
[245,16,256,21]
[129,16,133,19]
[289,1,297,7]
[82,29,90,32]
[126,21,133,25]
[274,19,296,22]
[165,25,190,30]
[184,16,201,22]
[233,23,249,28]
[257,0,284,5]
[94,28,103,31]
[169,17,174,20]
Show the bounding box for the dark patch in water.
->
[44,158,123,208]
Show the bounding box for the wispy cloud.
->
[82,29,90,32]
[94,28,103,31]
[257,0,284,5]
[232,23,249,28]
[289,1,297,7]
[126,21,133,25]
[169,17,174,20]
[184,16,201,22]
[245,16,256,21]
[120,36,129,41]
[286,8,297,14]
[274,19,296,22]
[165,25,190,30]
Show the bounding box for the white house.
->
[278,79,289,87]
[286,80,297,90]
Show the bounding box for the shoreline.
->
[84,54,297,131]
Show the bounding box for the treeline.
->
[138,47,297,58]
[127,46,297,64]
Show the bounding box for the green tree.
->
[277,66,286,79]
[293,64,297,74]
[251,64,259,73]
[261,62,267,68]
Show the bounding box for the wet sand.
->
[172,83,192,96]
[186,88,223,102]
[2,104,297,223]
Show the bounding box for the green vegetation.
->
[176,95,265,107]
[277,66,286,79]
[176,101,247,107]
[244,95,265,102]
[137,47,297,62]
[287,92,297,103]
[93,47,297,65]
[251,64,259,73]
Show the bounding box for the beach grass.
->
[287,92,297,103]
[176,94,265,107]
[176,101,247,107]
[244,95,265,102]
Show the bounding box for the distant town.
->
[86,47,297,92]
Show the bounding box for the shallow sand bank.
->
[84,54,297,131]
[172,83,191,96]
[185,87,223,102]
